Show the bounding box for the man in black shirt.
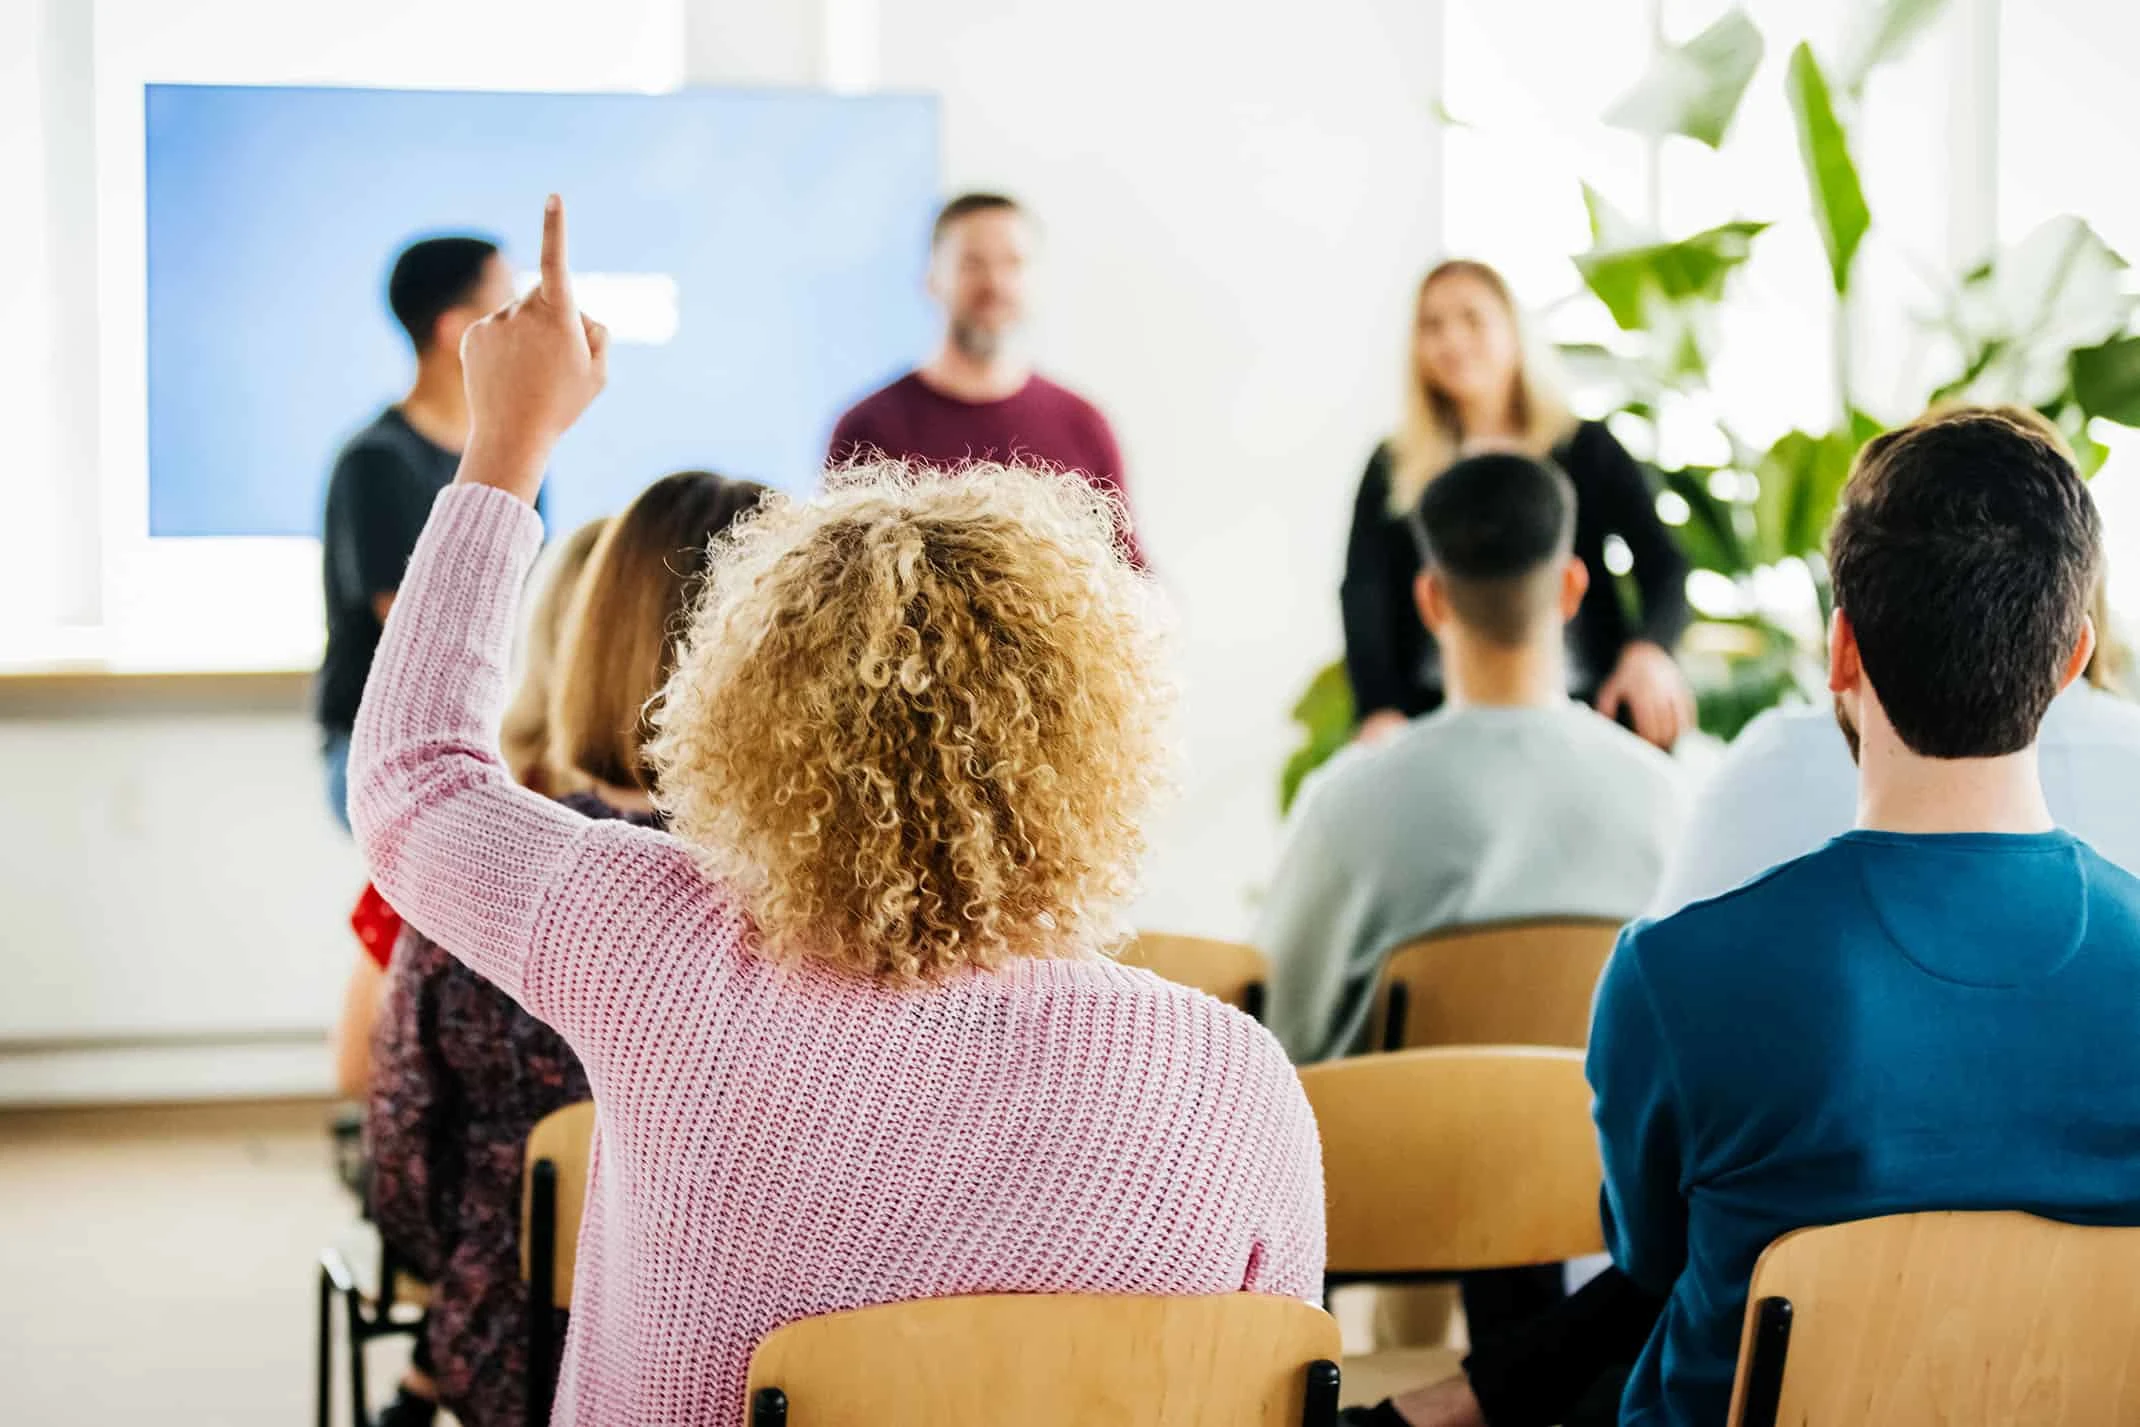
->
[319,235,517,828]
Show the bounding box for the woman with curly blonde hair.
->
[350,198,1324,1427]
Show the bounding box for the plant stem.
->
[1833,289,1853,424]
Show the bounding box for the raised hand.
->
[457,194,610,504]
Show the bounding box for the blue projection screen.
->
[145,84,939,536]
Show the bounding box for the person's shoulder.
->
[2079,838,2140,907]
[1555,418,1639,481]
[2050,683,2140,744]
[1026,372,1104,416]
[1561,417,1617,456]
[1635,836,1856,956]
[1312,716,1468,809]
[331,412,432,483]
[1546,704,1681,791]
[1730,701,1840,753]
[836,370,927,423]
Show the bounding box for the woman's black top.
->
[1340,420,1690,718]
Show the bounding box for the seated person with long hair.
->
[349,197,1325,1427]
[366,475,762,1427]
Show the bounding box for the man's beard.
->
[950,317,1007,362]
[1834,694,1862,766]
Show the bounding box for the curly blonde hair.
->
[646,461,1172,983]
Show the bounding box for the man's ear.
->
[1415,569,1450,636]
[1827,608,1860,695]
[1559,556,1589,618]
[2059,616,2099,693]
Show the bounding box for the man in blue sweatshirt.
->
[1589,406,2140,1426]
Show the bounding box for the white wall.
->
[0,0,1441,1101]
[1,0,683,1102]
[878,0,1443,934]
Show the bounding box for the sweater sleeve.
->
[1242,1053,1329,1302]
[1338,446,1412,718]
[348,483,704,1036]
[1587,928,1691,1296]
[1578,423,1691,651]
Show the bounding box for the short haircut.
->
[1414,452,1577,646]
[550,471,771,794]
[387,235,501,352]
[931,192,1023,248]
[1828,406,2102,758]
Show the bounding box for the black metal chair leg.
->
[528,1159,559,1427]
[1303,1358,1342,1427]
[316,1262,333,1427]
[346,1281,371,1427]
[1738,1296,1793,1427]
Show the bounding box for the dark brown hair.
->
[1414,451,1577,646]
[931,192,1023,248]
[1827,407,2102,758]
[550,471,770,793]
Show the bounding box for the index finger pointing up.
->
[539,193,574,308]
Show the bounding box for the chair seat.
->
[325,1221,432,1316]
[1339,1346,1463,1409]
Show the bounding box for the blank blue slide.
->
[145,84,940,536]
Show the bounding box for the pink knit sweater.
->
[352,485,1327,1426]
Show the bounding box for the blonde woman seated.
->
[349,198,1324,1427]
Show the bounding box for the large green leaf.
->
[1837,0,1952,98]
[1938,219,2133,407]
[1582,183,1653,250]
[1604,8,1765,149]
[1279,659,1357,815]
[1754,418,1878,566]
[1786,43,1869,295]
[1656,466,1750,576]
[2069,335,2140,427]
[1573,220,1768,332]
[1690,625,1806,741]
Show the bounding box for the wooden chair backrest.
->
[1120,933,1271,1016]
[744,1293,1342,1426]
[519,1100,596,1308]
[1726,1211,2140,1427]
[1299,1047,1604,1275]
[1369,918,1622,1051]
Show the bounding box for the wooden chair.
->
[1300,1047,1605,1404]
[1121,933,1272,1020]
[744,1293,1343,1425]
[1727,1211,2140,1427]
[1302,1046,1603,1280]
[520,1100,597,1427]
[1368,918,1622,1052]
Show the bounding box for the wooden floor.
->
[0,1099,413,1427]
[0,1099,1455,1424]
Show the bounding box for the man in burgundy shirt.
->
[827,192,1147,566]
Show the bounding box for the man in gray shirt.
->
[1262,452,1685,1063]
